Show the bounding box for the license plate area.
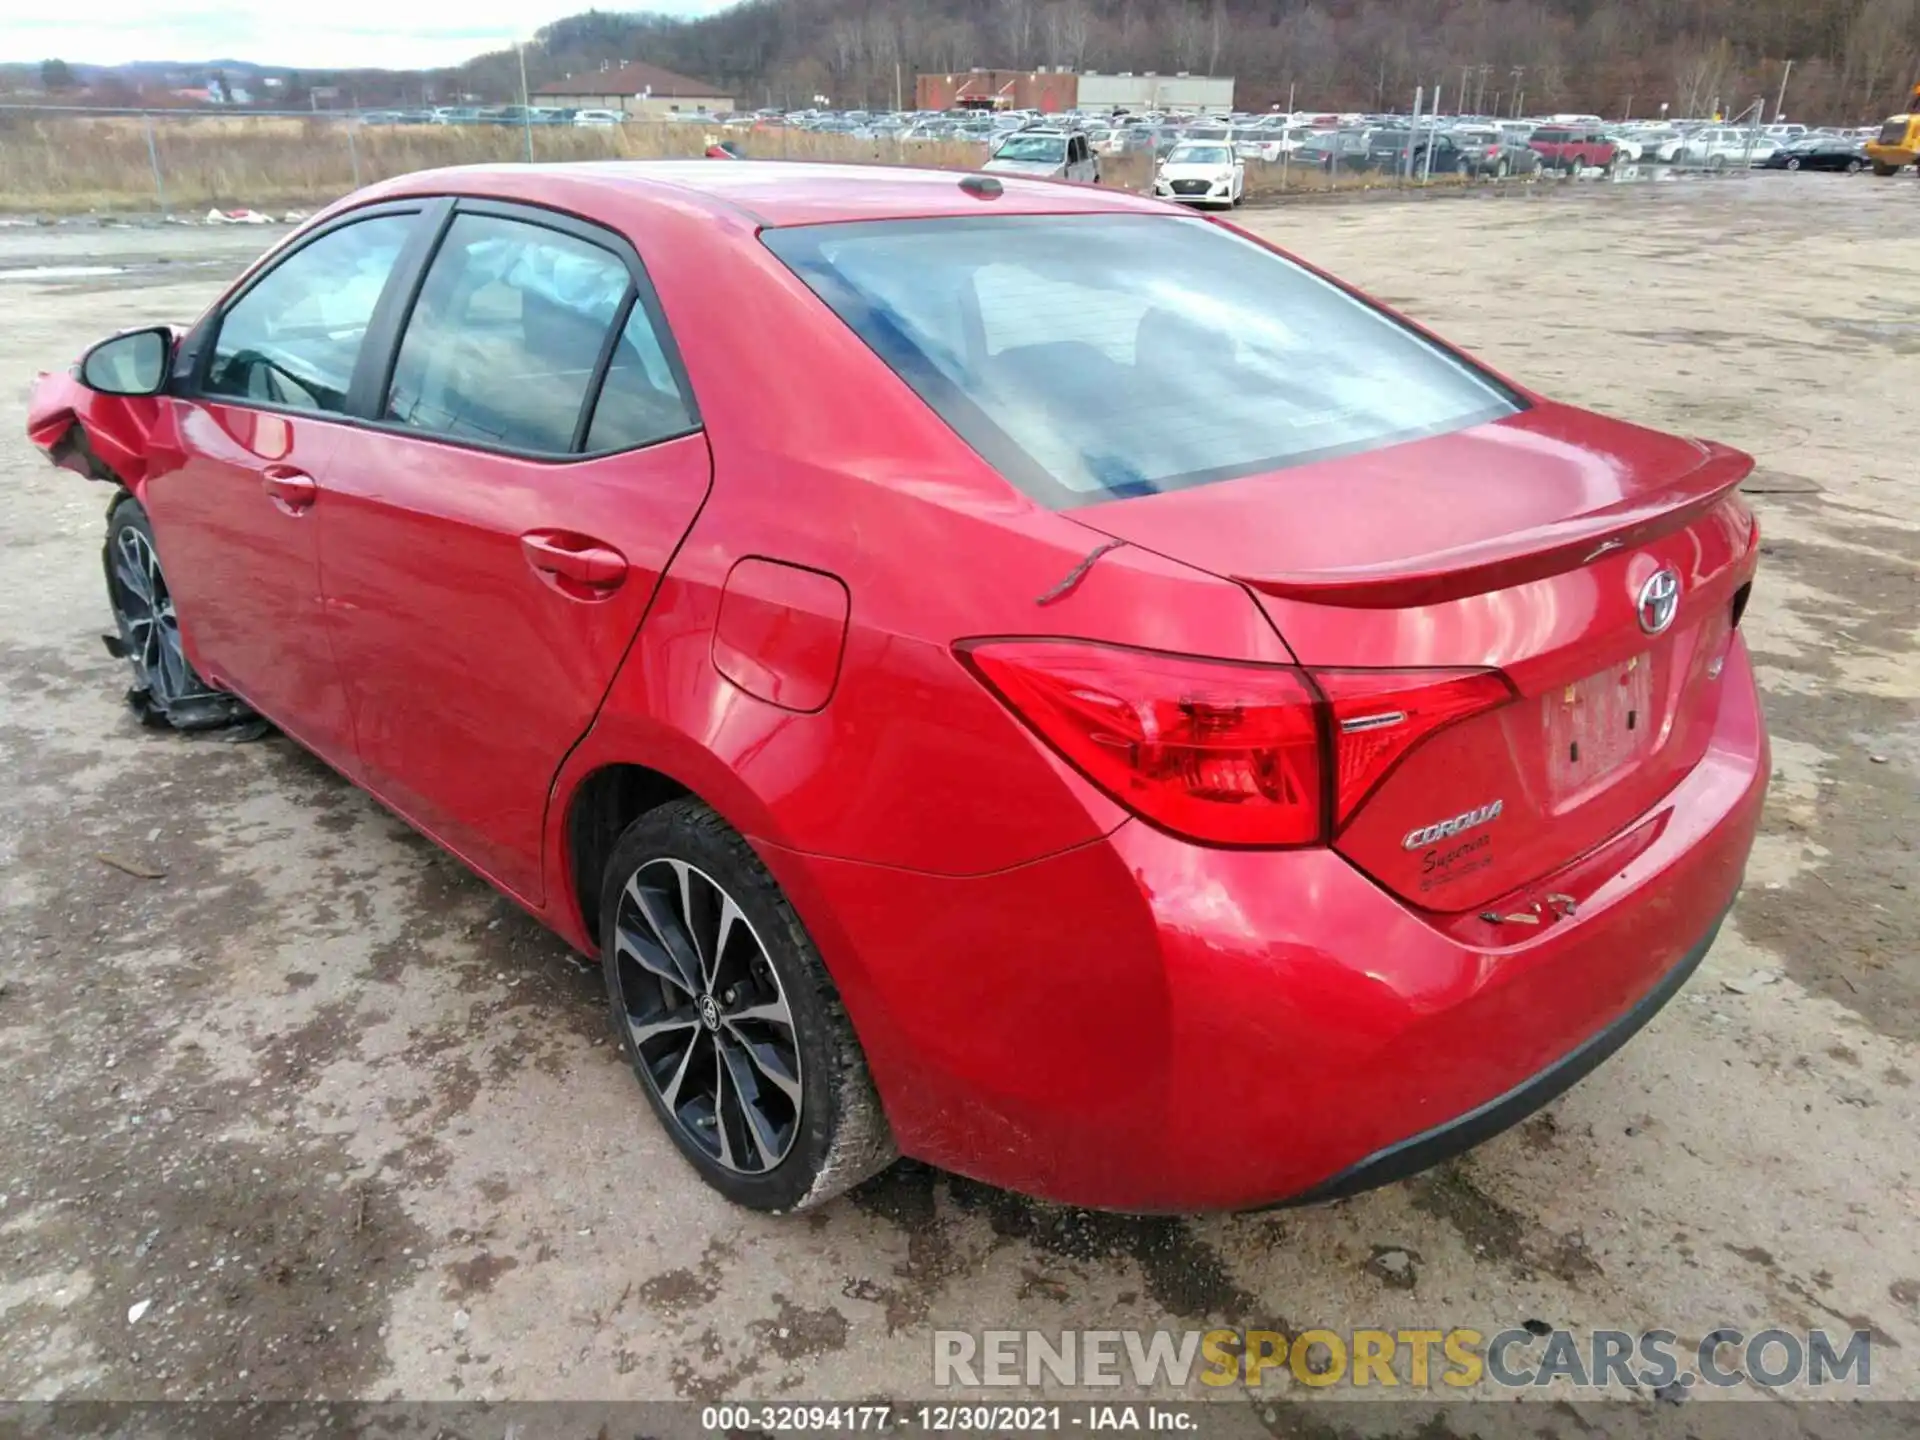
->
[1541,653,1657,807]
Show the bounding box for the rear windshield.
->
[762,214,1519,508]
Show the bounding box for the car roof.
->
[353,160,1163,228]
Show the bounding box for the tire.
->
[102,496,252,731]
[1786,157,1802,171]
[1872,161,1897,177]
[599,798,895,1212]
[1708,154,1727,172]
[1495,158,1510,179]
[1846,159,1864,174]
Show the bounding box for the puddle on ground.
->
[1815,316,1920,351]
[0,264,127,281]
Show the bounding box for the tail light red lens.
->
[961,642,1515,849]
[1315,667,1516,825]
[961,641,1323,846]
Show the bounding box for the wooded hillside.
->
[455,0,1920,122]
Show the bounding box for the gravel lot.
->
[0,177,1915,1426]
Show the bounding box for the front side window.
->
[204,214,415,414]
[765,214,1519,509]
[385,213,631,453]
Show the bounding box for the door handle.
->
[520,532,627,593]
[262,464,317,514]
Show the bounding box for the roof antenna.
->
[959,174,1004,199]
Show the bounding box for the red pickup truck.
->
[1528,126,1619,174]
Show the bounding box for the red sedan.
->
[27,163,1767,1213]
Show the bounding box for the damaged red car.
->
[27,162,1767,1213]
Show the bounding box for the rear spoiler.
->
[1236,442,1753,609]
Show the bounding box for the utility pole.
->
[1458,65,1470,116]
[1407,86,1422,184]
[1509,67,1524,119]
[517,41,534,163]
[1774,59,1792,122]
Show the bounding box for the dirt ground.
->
[0,177,1915,1427]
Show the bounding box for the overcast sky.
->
[4,2,742,70]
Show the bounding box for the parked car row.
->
[350,100,1898,185]
[357,105,640,128]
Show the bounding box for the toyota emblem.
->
[1636,568,1681,635]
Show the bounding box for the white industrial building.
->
[1075,71,1235,115]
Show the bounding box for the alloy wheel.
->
[109,526,191,703]
[611,858,803,1174]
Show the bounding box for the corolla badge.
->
[1637,567,1682,636]
[1403,800,1504,851]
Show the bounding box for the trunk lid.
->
[1072,402,1760,910]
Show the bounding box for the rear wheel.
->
[1495,158,1511,179]
[1872,161,1898,176]
[599,799,894,1211]
[1846,159,1864,174]
[103,497,252,730]
[1785,157,1802,171]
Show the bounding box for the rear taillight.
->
[1314,668,1516,825]
[962,641,1322,846]
[960,641,1514,848]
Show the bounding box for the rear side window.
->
[385,214,632,453]
[764,214,1518,508]
[1533,129,1571,143]
[584,299,697,452]
[204,214,414,414]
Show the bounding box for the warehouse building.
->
[914,68,1233,115]
[1076,71,1235,114]
[535,61,734,117]
[914,68,1079,113]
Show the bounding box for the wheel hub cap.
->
[108,526,193,703]
[611,858,802,1175]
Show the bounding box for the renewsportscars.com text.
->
[933,1326,1872,1391]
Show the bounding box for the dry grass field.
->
[0,113,1453,213]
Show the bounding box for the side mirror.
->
[79,327,174,397]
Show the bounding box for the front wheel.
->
[1872,161,1898,176]
[1785,157,1802,171]
[1846,159,1865,174]
[1495,158,1511,179]
[103,497,251,730]
[600,798,895,1211]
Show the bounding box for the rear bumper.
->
[770,637,1766,1212]
[1278,901,1726,1206]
